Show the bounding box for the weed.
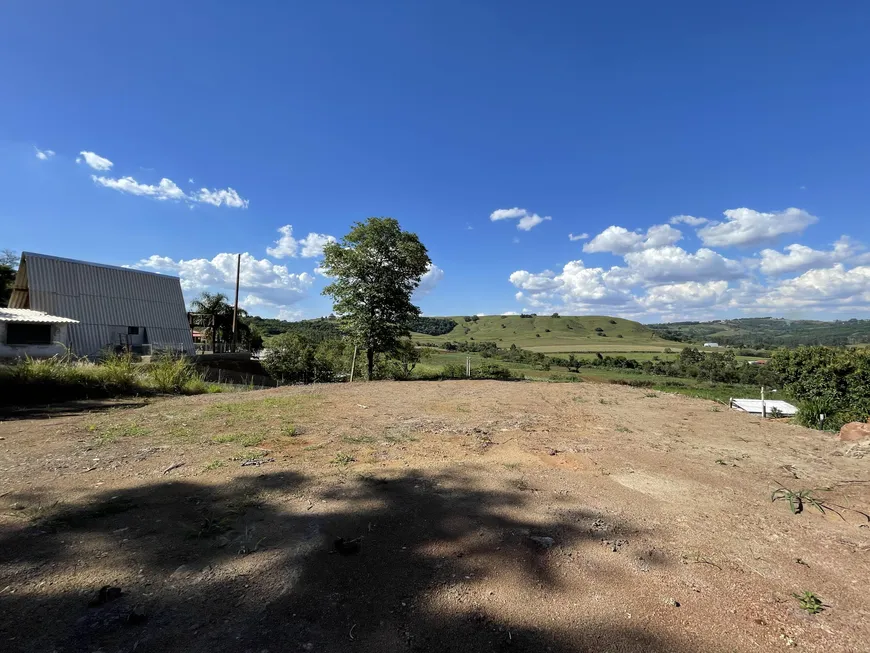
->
[236,524,266,554]
[793,591,824,614]
[282,424,299,437]
[211,433,264,447]
[771,484,870,521]
[503,462,521,470]
[332,452,355,466]
[710,406,722,412]
[615,426,633,433]
[196,514,233,538]
[572,396,585,403]
[342,433,376,444]
[204,460,226,471]
[514,478,532,491]
[644,392,658,398]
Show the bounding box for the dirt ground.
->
[1,381,868,653]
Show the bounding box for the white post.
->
[466,356,471,378]
[761,386,766,418]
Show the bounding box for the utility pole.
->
[231,253,241,352]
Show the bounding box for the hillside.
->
[649,317,870,348]
[411,315,667,353]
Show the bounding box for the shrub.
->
[440,363,466,379]
[473,362,514,380]
[146,355,200,394]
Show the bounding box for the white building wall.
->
[10,253,194,358]
[0,323,70,359]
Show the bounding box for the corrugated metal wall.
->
[12,253,194,357]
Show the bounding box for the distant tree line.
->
[649,317,870,348]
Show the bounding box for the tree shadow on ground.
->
[0,398,150,421]
[1,469,682,652]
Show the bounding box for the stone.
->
[839,422,870,442]
[529,536,555,549]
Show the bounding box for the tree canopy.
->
[320,217,431,379]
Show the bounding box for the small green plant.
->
[771,486,826,515]
[204,460,226,471]
[615,426,633,433]
[768,406,784,419]
[282,424,298,437]
[793,591,823,614]
[332,452,355,466]
[644,392,658,398]
[771,484,869,521]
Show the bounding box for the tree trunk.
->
[367,348,374,381]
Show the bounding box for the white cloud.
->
[91,174,248,209]
[35,147,55,160]
[622,246,744,284]
[510,260,636,312]
[490,207,552,231]
[266,225,336,259]
[697,208,818,248]
[299,233,337,258]
[568,233,589,241]
[583,224,683,255]
[669,214,709,226]
[501,311,518,315]
[518,214,551,231]
[194,187,249,209]
[134,252,314,315]
[756,265,870,309]
[77,151,114,171]
[92,175,186,201]
[490,207,527,221]
[415,263,444,297]
[640,281,730,311]
[757,237,863,276]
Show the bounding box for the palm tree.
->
[190,292,232,352]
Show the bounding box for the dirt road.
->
[1,381,868,652]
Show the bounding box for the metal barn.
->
[8,252,194,358]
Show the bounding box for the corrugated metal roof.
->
[0,308,79,324]
[9,252,194,357]
[730,399,798,416]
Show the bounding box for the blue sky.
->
[3,1,870,322]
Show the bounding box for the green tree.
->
[321,217,431,380]
[0,249,17,308]
[189,292,233,352]
[261,332,316,383]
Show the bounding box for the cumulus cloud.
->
[697,208,818,248]
[640,281,730,311]
[622,246,745,284]
[755,264,870,309]
[92,174,248,208]
[415,263,444,297]
[568,233,589,241]
[133,252,314,315]
[490,207,552,231]
[194,187,249,209]
[510,260,635,312]
[583,224,683,255]
[757,237,863,276]
[669,215,709,226]
[92,175,187,201]
[266,225,336,259]
[77,151,114,171]
[35,147,55,160]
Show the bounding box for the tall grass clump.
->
[145,354,202,394]
[92,352,141,392]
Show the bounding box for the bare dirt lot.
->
[1,381,869,653]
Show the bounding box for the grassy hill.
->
[411,315,670,353]
[649,317,870,348]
